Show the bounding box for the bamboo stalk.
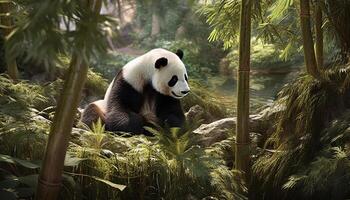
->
[314,0,323,69]
[300,0,320,78]
[36,56,88,200]
[36,1,102,199]
[0,2,19,80]
[235,0,252,182]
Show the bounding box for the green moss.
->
[85,70,109,97]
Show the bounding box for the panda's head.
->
[152,49,190,99]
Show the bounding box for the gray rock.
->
[100,149,114,158]
[186,105,205,120]
[194,118,235,147]
[185,105,214,124]
[193,116,266,147]
[32,115,51,124]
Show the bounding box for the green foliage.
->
[210,167,247,200]
[133,1,227,76]
[145,38,226,78]
[199,0,343,61]
[268,0,294,21]
[0,75,45,118]
[183,80,228,118]
[0,75,49,160]
[251,65,350,200]
[0,78,126,199]
[90,51,136,81]
[198,0,241,49]
[85,69,109,97]
[6,0,115,68]
[144,126,214,198]
[226,39,302,72]
[134,0,195,40]
[279,113,350,200]
[154,39,202,76]
[69,122,247,199]
[55,55,110,99]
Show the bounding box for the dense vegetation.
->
[1,0,350,199]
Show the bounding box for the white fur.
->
[104,77,114,100]
[92,99,107,114]
[122,48,190,99]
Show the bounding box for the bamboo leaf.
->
[64,172,126,191]
[18,175,38,189]
[64,155,86,167]
[90,176,126,191]
[0,154,40,169]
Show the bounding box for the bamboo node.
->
[235,142,251,146]
[300,13,310,18]
[238,69,250,72]
[38,178,62,188]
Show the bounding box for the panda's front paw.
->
[164,115,184,128]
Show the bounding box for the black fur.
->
[155,91,185,127]
[155,57,168,69]
[82,69,185,135]
[104,71,144,134]
[81,103,105,127]
[176,49,184,60]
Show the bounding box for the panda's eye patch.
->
[184,74,188,82]
[168,75,178,87]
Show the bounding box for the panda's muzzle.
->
[171,91,183,98]
[181,90,190,95]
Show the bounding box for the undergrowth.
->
[0,75,245,199]
[251,65,350,200]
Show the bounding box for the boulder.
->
[32,115,51,124]
[193,116,266,147]
[185,105,215,124]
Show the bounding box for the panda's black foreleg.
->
[105,109,144,134]
[163,114,185,128]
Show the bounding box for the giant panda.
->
[81,48,190,135]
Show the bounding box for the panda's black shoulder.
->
[107,70,143,113]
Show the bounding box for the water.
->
[208,69,300,113]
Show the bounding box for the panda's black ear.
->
[176,49,184,60]
[155,57,168,69]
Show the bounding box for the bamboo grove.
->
[0,0,350,199]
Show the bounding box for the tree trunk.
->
[36,1,102,199]
[299,0,320,78]
[150,0,160,38]
[116,0,124,25]
[314,0,323,68]
[235,0,252,183]
[151,13,160,37]
[0,2,19,80]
